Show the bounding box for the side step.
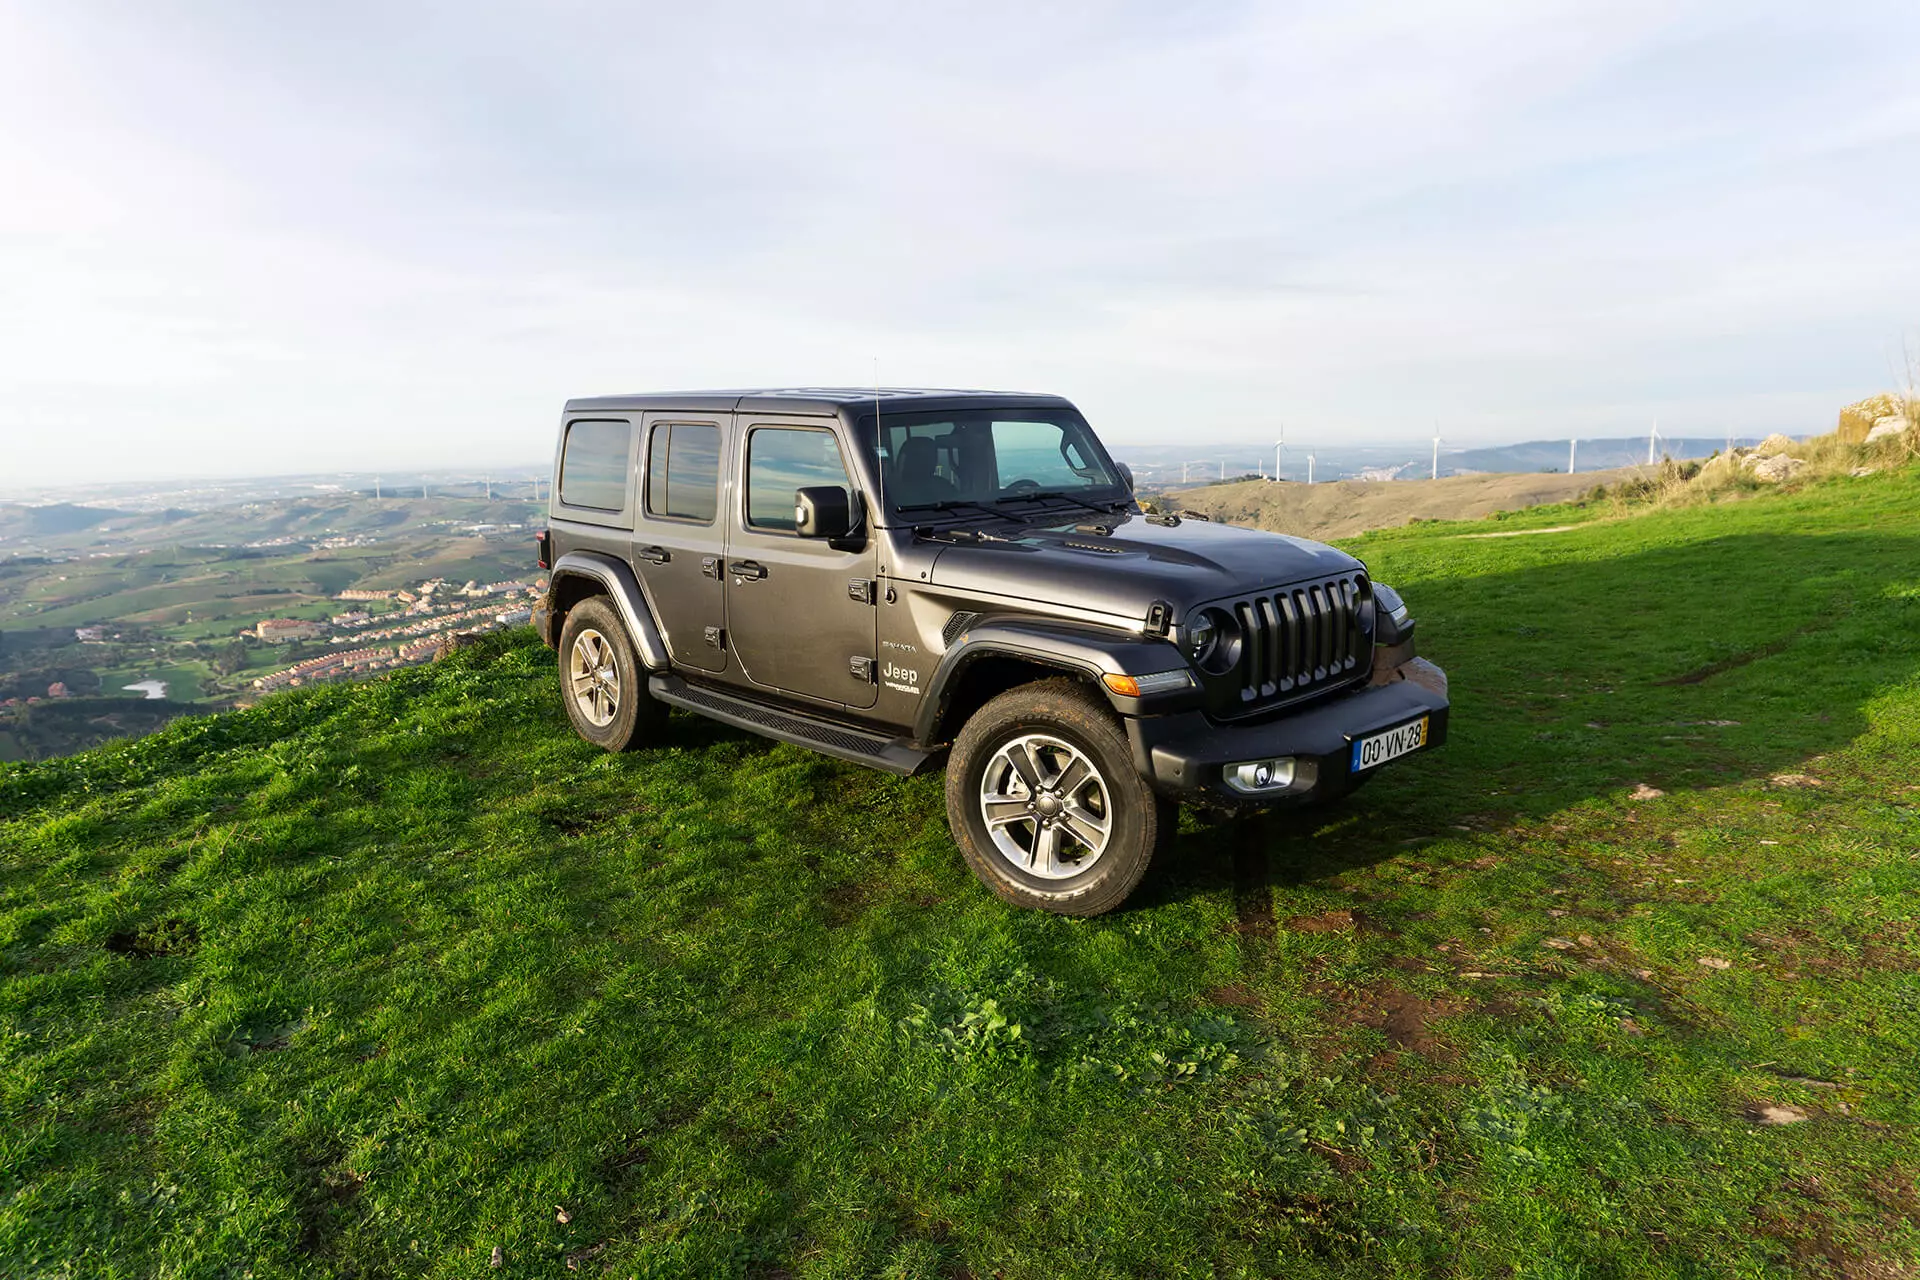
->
[650,674,937,777]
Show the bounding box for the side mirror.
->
[794,486,854,539]
[1115,462,1135,492]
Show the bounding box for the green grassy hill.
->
[3,469,1918,1278]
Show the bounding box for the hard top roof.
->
[562,387,1076,417]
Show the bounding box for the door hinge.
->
[701,557,721,579]
[847,577,876,605]
[704,626,724,649]
[849,656,875,682]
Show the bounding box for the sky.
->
[2,1,1918,486]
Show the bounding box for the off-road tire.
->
[558,596,666,752]
[946,677,1175,916]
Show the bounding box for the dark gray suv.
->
[534,389,1448,915]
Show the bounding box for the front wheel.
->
[558,596,666,751]
[945,678,1175,916]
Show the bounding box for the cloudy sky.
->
[3,1,1917,485]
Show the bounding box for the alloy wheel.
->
[978,732,1113,879]
[568,628,621,727]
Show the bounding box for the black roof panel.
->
[563,387,1075,417]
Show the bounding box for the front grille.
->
[1224,573,1371,711]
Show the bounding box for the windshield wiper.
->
[997,490,1127,516]
[894,498,1025,523]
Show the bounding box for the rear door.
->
[723,418,879,709]
[633,413,729,673]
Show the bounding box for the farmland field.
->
[1,467,1917,1277]
[0,494,543,758]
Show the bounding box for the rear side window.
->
[644,423,721,523]
[746,428,850,531]
[559,419,632,511]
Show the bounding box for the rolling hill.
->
[1166,467,1642,541]
[3,465,1918,1277]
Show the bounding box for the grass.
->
[3,467,1919,1277]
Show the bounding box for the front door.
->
[632,413,729,673]
[724,419,879,709]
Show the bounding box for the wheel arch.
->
[545,551,669,670]
[914,619,1193,746]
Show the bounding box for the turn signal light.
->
[1101,669,1194,697]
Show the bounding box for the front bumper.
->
[1125,656,1449,805]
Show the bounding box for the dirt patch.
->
[821,882,868,928]
[292,1145,364,1259]
[1320,980,1468,1061]
[104,917,199,959]
[1656,620,1832,686]
[538,804,613,836]
[1286,909,1354,934]
[1207,983,1262,1009]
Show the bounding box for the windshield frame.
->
[860,406,1131,526]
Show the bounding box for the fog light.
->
[1225,757,1296,794]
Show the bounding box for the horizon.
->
[4,3,1917,486]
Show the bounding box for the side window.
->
[746,428,851,532]
[559,419,632,511]
[643,423,721,523]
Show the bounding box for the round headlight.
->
[1186,607,1240,674]
[1187,615,1216,662]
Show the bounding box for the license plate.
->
[1350,716,1430,773]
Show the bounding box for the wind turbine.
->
[1274,424,1285,482]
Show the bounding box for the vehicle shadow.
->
[1134,528,1920,914]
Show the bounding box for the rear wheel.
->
[558,596,665,751]
[946,678,1174,915]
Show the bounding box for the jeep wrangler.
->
[534,389,1448,915]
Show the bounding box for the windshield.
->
[871,408,1126,518]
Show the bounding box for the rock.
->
[1865,416,1908,443]
[1744,1102,1810,1125]
[1628,783,1665,801]
[1744,453,1806,483]
[556,1205,572,1224]
[1754,433,1798,454]
[491,1245,504,1268]
[433,632,483,661]
[1851,467,1880,477]
[1698,956,1733,970]
[1769,773,1821,788]
[1543,937,1576,950]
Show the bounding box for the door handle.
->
[728,560,767,581]
[638,545,670,565]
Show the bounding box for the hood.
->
[922,509,1363,619]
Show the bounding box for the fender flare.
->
[913,618,1195,744]
[547,551,670,671]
